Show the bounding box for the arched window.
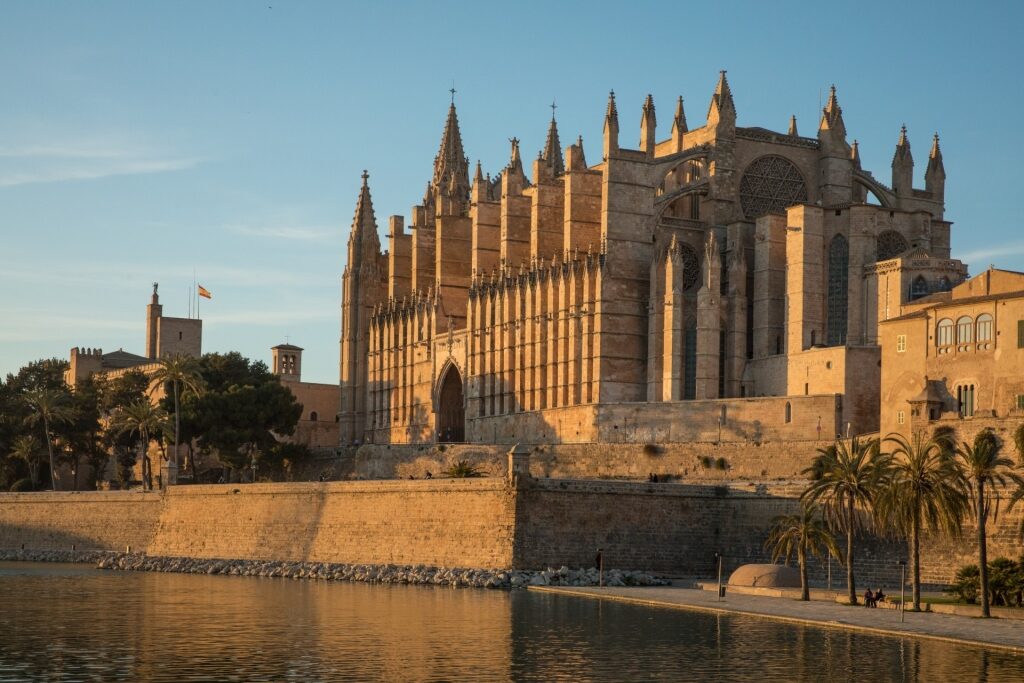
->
[827,235,849,345]
[784,401,792,424]
[910,275,929,300]
[957,316,974,344]
[938,276,952,292]
[936,318,954,347]
[876,230,910,261]
[976,314,993,344]
[309,411,318,422]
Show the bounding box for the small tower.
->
[788,115,798,136]
[925,133,945,203]
[272,343,303,382]
[640,94,656,157]
[145,282,162,359]
[891,125,914,198]
[541,103,564,176]
[602,90,619,158]
[705,71,736,133]
[816,85,853,206]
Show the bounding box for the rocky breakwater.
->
[95,554,669,589]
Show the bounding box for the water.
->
[1,563,1022,682]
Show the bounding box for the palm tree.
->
[956,431,1017,617]
[765,503,841,601]
[802,436,889,605]
[10,435,45,489]
[23,387,75,491]
[879,432,968,611]
[112,400,169,490]
[150,353,204,482]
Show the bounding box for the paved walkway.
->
[528,585,1024,653]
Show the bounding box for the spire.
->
[926,133,945,197]
[788,114,798,136]
[432,101,470,207]
[891,125,915,197]
[640,93,656,156]
[348,170,380,266]
[542,104,564,176]
[672,96,688,134]
[818,84,847,140]
[603,90,619,157]
[567,134,588,171]
[850,139,861,166]
[706,70,736,126]
[892,124,913,165]
[473,159,484,184]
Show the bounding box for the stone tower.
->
[145,282,162,359]
[272,343,303,382]
[339,171,386,444]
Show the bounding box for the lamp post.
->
[898,560,907,622]
[597,548,604,587]
[714,551,724,601]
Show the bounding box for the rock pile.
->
[94,554,668,589]
[0,548,117,564]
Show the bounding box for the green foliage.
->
[699,455,714,468]
[1013,423,1024,464]
[10,477,34,492]
[446,460,484,478]
[945,564,979,604]
[764,502,841,601]
[932,425,957,458]
[714,457,729,470]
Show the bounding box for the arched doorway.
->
[436,364,465,443]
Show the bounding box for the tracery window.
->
[827,235,849,345]
[738,155,808,219]
[678,243,701,291]
[910,275,929,300]
[957,316,974,344]
[876,230,910,261]
[936,318,954,348]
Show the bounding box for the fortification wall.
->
[0,491,162,551]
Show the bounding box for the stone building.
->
[880,268,1024,436]
[270,343,340,451]
[339,73,964,446]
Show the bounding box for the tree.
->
[764,502,841,601]
[99,371,150,488]
[111,400,169,490]
[10,435,45,490]
[0,359,68,490]
[61,375,104,490]
[23,387,75,491]
[956,430,1018,617]
[187,353,302,479]
[801,437,889,605]
[879,432,968,611]
[151,353,204,481]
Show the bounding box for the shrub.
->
[945,564,979,604]
[699,456,714,468]
[9,477,33,492]
[643,444,661,456]
[988,557,1020,607]
[714,457,729,470]
[446,460,483,478]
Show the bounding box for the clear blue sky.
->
[2,0,1022,383]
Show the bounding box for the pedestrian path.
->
[528,585,1024,653]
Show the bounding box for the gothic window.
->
[957,384,976,418]
[310,411,318,422]
[936,318,954,348]
[827,235,849,345]
[910,275,929,300]
[976,314,993,345]
[684,317,697,400]
[738,155,808,219]
[876,230,910,261]
[784,401,792,424]
[678,243,701,291]
[957,316,973,344]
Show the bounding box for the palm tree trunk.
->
[173,381,180,476]
[847,499,857,605]
[911,514,921,611]
[799,546,809,601]
[42,416,57,491]
[977,480,990,618]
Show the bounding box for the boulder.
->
[727,563,800,588]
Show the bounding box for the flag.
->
[198,285,212,299]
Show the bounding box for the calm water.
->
[1,563,1022,682]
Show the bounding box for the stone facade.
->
[340,75,963,446]
[880,268,1024,436]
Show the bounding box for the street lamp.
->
[898,560,907,622]
[714,551,725,601]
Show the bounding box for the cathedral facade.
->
[339,73,965,446]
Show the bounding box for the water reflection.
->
[0,563,1021,682]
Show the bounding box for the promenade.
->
[529,585,1024,654]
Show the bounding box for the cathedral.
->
[339,73,966,446]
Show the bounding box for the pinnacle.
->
[930,133,941,159]
[673,96,688,134]
[707,70,736,122]
[788,115,798,136]
[542,112,564,176]
[605,90,618,122]
[819,84,845,136]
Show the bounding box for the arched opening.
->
[309,411,318,422]
[827,235,849,345]
[784,401,792,424]
[876,230,910,261]
[436,364,465,443]
[910,275,929,300]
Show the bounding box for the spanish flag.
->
[198,285,212,299]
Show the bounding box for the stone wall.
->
[0,491,162,551]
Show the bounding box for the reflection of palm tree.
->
[11,435,45,489]
[958,432,1018,618]
[801,437,888,605]
[112,401,170,490]
[151,353,204,481]
[879,432,967,611]
[24,388,75,491]
[765,502,841,601]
